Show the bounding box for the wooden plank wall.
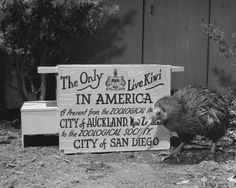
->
[110,0,143,64]
[143,0,209,90]
[68,0,143,65]
[208,0,236,93]
[0,63,4,111]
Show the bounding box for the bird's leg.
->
[161,142,185,163]
[209,142,216,160]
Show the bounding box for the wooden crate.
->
[21,101,58,147]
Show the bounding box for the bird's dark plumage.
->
[153,85,229,161]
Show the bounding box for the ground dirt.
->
[1,120,236,188]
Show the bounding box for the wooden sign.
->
[57,65,171,153]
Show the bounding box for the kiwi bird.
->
[152,85,229,161]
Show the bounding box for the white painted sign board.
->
[57,64,171,154]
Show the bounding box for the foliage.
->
[202,24,236,127]
[224,88,236,127]
[202,23,236,59]
[0,0,118,101]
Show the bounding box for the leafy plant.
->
[202,23,236,127]
[224,88,236,127]
[0,0,118,101]
[202,23,236,59]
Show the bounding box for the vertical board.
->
[0,64,4,111]
[57,65,171,153]
[68,0,143,65]
[111,0,143,64]
[208,0,236,93]
[143,0,209,89]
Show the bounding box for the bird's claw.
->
[159,149,181,163]
[161,154,180,163]
[158,151,172,156]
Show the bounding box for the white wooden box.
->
[21,101,58,147]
